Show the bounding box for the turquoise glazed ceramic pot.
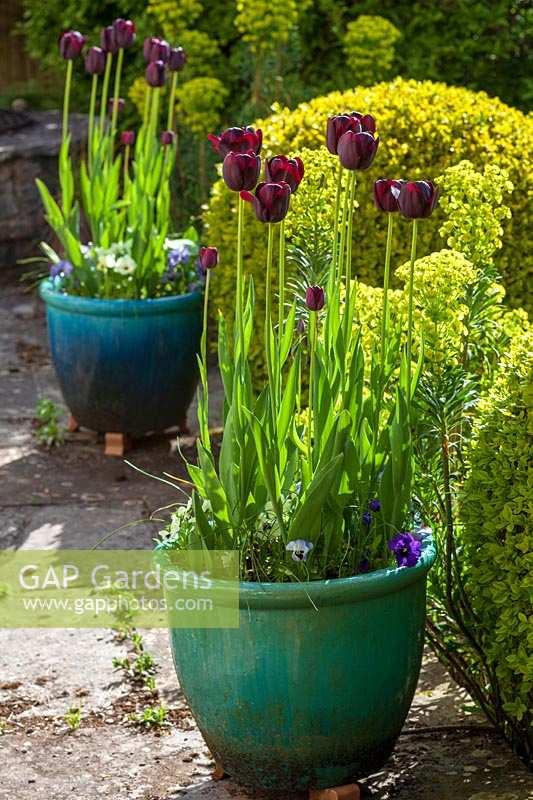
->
[40,280,202,435]
[168,536,436,793]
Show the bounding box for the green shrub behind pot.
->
[205,78,533,346]
[459,335,533,760]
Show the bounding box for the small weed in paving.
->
[33,398,65,447]
[64,705,82,731]
[130,705,169,730]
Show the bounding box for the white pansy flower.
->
[97,253,117,271]
[115,255,136,275]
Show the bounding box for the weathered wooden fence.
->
[0,0,39,90]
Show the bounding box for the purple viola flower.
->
[362,511,372,526]
[369,498,381,512]
[286,540,313,563]
[50,260,73,279]
[167,243,190,269]
[388,532,422,568]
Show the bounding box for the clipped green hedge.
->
[460,335,533,759]
[205,78,533,346]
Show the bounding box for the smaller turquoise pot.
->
[40,281,202,435]
[168,536,436,793]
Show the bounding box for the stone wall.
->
[0,111,87,268]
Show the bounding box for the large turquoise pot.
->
[169,536,436,793]
[40,280,202,435]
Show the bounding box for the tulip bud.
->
[58,31,85,60]
[143,37,170,63]
[241,182,291,224]
[100,26,118,54]
[337,131,379,171]
[208,126,262,158]
[222,151,261,192]
[265,155,305,193]
[120,130,135,147]
[168,47,187,71]
[145,60,166,88]
[397,181,440,219]
[108,97,125,116]
[161,130,176,146]
[113,18,136,49]
[305,285,325,311]
[198,247,218,274]
[373,179,403,213]
[85,46,105,75]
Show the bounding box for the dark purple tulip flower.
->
[222,151,261,192]
[58,31,85,60]
[145,60,166,88]
[388,532,422,568]
[113,18,136,49]
[208,126,262,158]
[351,112,376,134]
[199,247,218,274]
[305,285,325,311]
[326,114,361,155]
[337,131,379,171]
[265,155,305,193]
[168,47,187,71]
[374,179,403,213]
[108,97,125,116]
[397,181,440,219]
[161,130,176,146]
[369,498,381,512]
[100,26,118,54]
[120,130,135,146]
[85,46,106,75]
[143,36,170,63]
[240,181,291,223]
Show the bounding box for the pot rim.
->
[39,279,202,318]
[158,534,436,609]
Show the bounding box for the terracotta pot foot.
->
[309,784,360,800]
[211,760,226,781]
[67,414,79,432]
[104,432,131,457]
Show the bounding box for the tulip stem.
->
[344,172,357,336]
[150,87,160,143]
[406,219,418,417]
[200,268,211,439]
[380,213,394,369]
[61,60,73,148]
[123,144,130,191]
[278,219,285,343]
[337,172,349,306]
[110,47,124,142]
[307,312,317,469]
[265,223,275,392]
[331,161,343,290]
[143,86,152,128]
[236,194,245,355]
[87,74,98,171]
[99,52,113,136]
[167,71,178,131]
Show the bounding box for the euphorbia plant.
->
[34,23,202,301]
[160,117,439,582]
